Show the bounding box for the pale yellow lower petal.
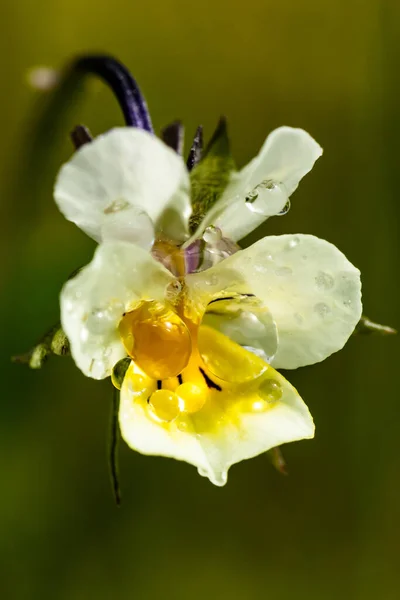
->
[119,326,314,486]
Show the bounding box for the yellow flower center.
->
[118,296,285,427]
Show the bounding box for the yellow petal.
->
[119,326,314,486]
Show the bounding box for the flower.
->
[52,100,362,485]
[61,232,361,485]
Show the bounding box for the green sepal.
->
[12,323,70,369]
[189,117,236,233]
[268,446,288,475]
[355,315,397,336]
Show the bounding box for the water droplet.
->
[275,266,293,277]
[277,199,291,216]
[287,236,300,249]
[149,390,181,422]
[314,302,332,318]
[127,373,147,394]
[258,379,283,403]
[203,226,223,244]
[102,206,154,249]
[205,274,219,287]
[315,271,335,290]
[251,400,266,412]
[177,419,190,432]
[177,383,207,414]
[86,307,118,334]
[119,302,192,380]
[343,299,352,307]
[245,180,289,217]
[103,198,130,214]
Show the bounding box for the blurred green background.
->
[1,0,399,598]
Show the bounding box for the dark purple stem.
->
[73,54,153,132]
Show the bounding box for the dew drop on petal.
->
[204,274,219,287]
[176,383,207,414]
[277,199,291,216]
[314,302,332,318]
[101,205,154,249]
[251,399,267,412]
[315,271,335,290]
[258,378,283,403]
[245,180,289,217]
[177,419,190,432]
[86,306,121,335]
[149,390,181,422]
[119,302,192,380]
[127,373,147,394]
[203,226,223,244]
[287,236,300,250]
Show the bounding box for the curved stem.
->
[73,54,153,131]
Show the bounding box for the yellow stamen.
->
[119,301,192,380]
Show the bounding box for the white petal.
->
[101,205,155,250]
[61,241,174,379]
[187,234,362,369]
[54,128,191,245]
[193,127,322,241]
[119,346,314,486]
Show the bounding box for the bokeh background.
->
[1,1,399,598]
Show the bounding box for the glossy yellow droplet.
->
[258,378,283,403]
[176,382,207,414]
[119,301,192,380]
[149,389,181,422]
[127,372,148,394]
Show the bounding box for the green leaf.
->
[12,323,70,369]
[189,117,236,233]
[355,315,397,336]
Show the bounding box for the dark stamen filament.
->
[199,367,222,391]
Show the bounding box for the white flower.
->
[54,126,322,248]
[60,235,362,485]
